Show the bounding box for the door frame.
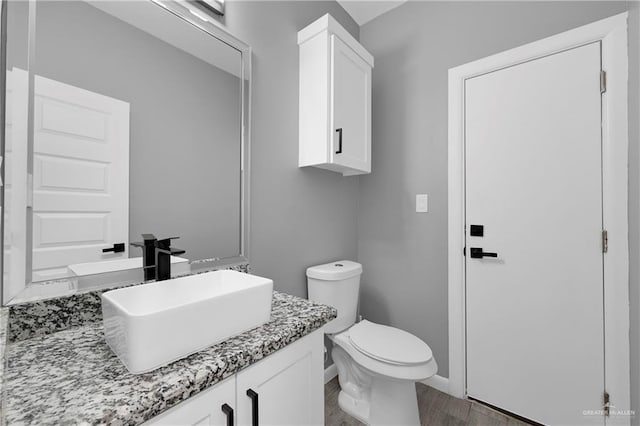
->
[447,12,630,421]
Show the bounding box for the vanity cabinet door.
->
[145,376,236,426]
[235,330,324,426]
[330,34,371,175]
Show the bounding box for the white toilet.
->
[307,260,437,426]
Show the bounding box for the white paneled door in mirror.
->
[31,75,130,282]
[4,69,29,301]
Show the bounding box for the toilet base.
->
[338,388,370,424]
[338,377,421,426]
[332,345,422,426]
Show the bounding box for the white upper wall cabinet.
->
[298,14,374,176]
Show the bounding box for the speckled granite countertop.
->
[3,291,336,425]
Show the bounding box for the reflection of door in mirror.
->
[4,69,29,301]
[31,75,130,282]
[4,68,130,296]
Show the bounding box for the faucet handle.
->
[155,236,180,250]
[141,233,157,243]
[168,247,186,256]
[132,234,157,248]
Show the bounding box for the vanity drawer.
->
[145,376,235,426]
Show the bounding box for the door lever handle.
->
[470,247,498,259]
[103,243,125,253]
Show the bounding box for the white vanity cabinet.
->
[235,329,324,426]
[298,14,374,176]
[145,329,324,426]
[146,376,236,426]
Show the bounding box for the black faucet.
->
[131,234,157,280]
[155,237,186,281]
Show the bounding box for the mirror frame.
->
[0,0,252,304]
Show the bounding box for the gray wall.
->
[216,2,360,298]
[216,2,359,368]
[33,1,241,262]
[5,1,28,70]
[358,1,631,382]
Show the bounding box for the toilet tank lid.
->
[306,260,362,281]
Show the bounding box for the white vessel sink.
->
[101,270,273,374]
[69,256,190,277]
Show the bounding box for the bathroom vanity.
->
[1,278,335,425]
[147,330,322,425]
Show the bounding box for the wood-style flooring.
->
[324,377,532,426]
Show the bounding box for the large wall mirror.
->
[1,0,251,304]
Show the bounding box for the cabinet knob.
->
[221,403,234,426]
[335,128,343,154]
[246,389,259,426]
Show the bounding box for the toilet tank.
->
[307,260,362,334]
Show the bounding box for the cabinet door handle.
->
[221,403,234,426]
[335,128,343,154]
[246,389,259,426]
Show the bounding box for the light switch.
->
[416,194,428,213]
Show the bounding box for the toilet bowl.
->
[307,260,437,426]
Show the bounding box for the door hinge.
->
[601,70,607,94]
[603,391,611,417]
[463,246,466,257]
[602,230,608,253]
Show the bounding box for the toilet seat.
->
[330,326,437,381]
[348,320,433,366]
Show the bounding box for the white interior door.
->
[32,75,129,279]
[331,34,371,174]
[465,42,605,425]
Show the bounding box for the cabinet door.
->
[145,377,235,426]
[236,330,324,426]
[330,34,371,174]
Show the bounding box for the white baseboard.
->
[421,374,450,394]
[324,363,338,384]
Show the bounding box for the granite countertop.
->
[3,291,336,425]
